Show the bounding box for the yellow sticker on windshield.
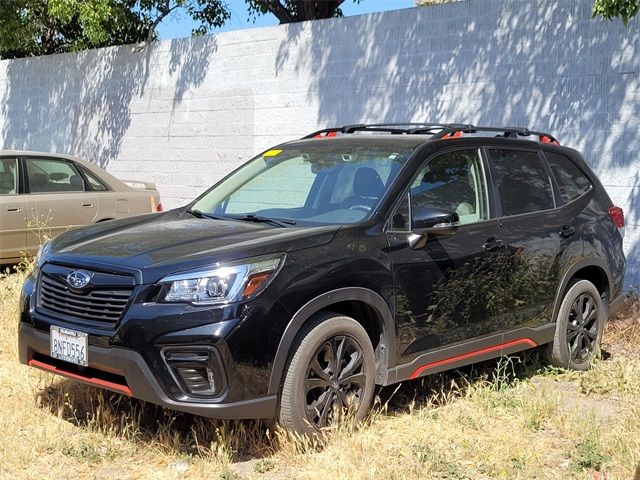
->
[263,149,282,157]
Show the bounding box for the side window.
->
[488,149,554,217]
[0,158,19,195]
[82,167,109,192]
[544,152,591,203]
[410,149,488,226]
[26,158,84,193]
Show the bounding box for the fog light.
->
[163,347,226,398]
[177,367,217,396]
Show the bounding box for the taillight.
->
[150,195,163,213]
[608,206,625,236]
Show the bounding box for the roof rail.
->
[433,125,560,144]
[302,123,472,139]
[303,123,560,145]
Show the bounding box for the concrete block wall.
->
[0,0,639,285]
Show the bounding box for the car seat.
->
[342,167,385,209]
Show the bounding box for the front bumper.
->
[18,323,277,419]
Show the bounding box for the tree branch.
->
[146,0,179,43]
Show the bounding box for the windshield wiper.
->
[234,214,297,228]
[186,209,224,220]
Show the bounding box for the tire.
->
[278,312,376,437]
[547,279,605,370]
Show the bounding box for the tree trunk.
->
[254,0,345,24]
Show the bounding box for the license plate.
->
[50,326,88,367]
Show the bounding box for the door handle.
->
[82,203,94,207]
[559,225,576,238]
[6,207,21,212]
[483,239,504,251]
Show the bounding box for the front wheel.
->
[278,312,376,437]
[547,279,605,370]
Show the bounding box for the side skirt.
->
[385,324,556,385]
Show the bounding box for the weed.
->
[575,436,607,471]
[254,458,276,473]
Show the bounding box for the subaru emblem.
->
[66,270,92,290]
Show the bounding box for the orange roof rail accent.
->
[539,135,559,145]
[312,130,340,139]
[442,130,463,139]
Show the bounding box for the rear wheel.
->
[278,312,375,437]
[547,279,605,370]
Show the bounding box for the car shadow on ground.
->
[35,347,577,462]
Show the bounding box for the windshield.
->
[191,143,412,224]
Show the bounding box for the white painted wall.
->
[0,0,639,284]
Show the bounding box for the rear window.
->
[81,167,109,192]
[544,152,591,203]
[488,149,554,217]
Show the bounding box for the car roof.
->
[0,149,132,191]
[282,134,434,150]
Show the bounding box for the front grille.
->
[38,268,134,326]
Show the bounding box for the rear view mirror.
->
[409,207,459,249]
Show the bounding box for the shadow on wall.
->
[276,0,640,286]
[0,35,218,168]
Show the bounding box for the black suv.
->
[19,123,626,435]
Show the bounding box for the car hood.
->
[48,210,340,283]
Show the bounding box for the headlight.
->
[159,254,285,305]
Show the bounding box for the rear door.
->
[485,147,581,334]
[24,156,97,251]
[0,157,28,260]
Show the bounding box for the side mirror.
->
[409,207,459,249]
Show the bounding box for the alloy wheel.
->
[304,335,367,429]
[566,293,599,363]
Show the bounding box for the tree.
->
[0,0,151,59]
[0,0,362,60]
[592,0,639,23]
[247,0,349,24]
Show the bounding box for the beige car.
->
[0,151,161,263]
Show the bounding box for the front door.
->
[386,147,502,361]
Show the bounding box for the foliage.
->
[0,0,363,59]
[593,0,640,23]
[0,0,151,59]
[138,0,230,38]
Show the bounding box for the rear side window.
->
[81,167,109,192]
[544,152,591,203]
[488,149,554,217]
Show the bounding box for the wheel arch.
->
[553,257,612,322]
[267,287,396,395]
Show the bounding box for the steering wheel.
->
[348,204,372,212]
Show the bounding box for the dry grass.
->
[2,264,640,479]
